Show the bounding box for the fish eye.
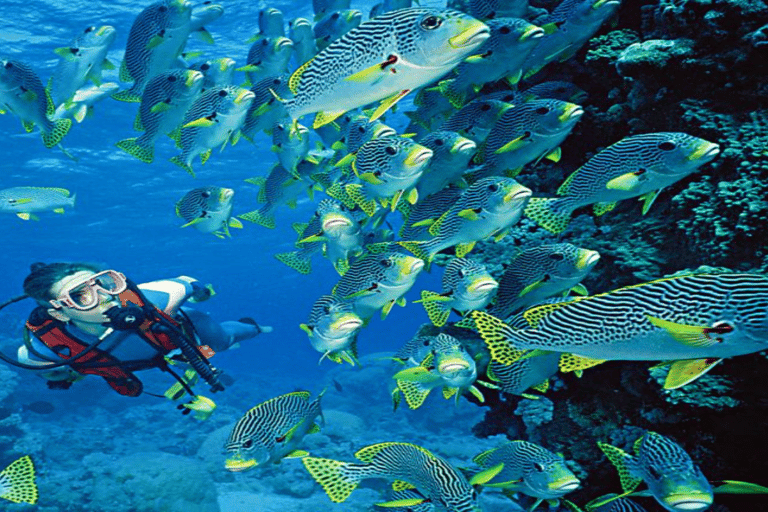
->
[434,138,444,146]
[500,26,511,35]
[488,183,499,192]
[549,253,564,261]
[423,339,430,346]
[219,90,228,97]
[534,462,545,472]
[420,15,443,30]
[201,191,211,198]
[535,106,550,115]
[380,258,393,267]
[658,140,677,151]
[4,62,13,69]
[201,63,210,71]
[167,75,177,81]
[242,439,253,449]
[647,465,662,480]
[331,12,340,19]
[323,305,331,314]
[84,26,95,33]
[480,104,491,111]
[273,78,281,84]
[358,126,366,133]
[159,5,167,12]
[385,146,397,156]
[457,268,466,278]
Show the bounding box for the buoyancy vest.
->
[24,285,190,397]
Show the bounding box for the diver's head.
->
[24,262,125,336]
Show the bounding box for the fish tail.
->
[524,197,571,234]
[470,311,531,365]
[41,118,71,148]
[396,379,433,410]
[597,442,643,494]
[302,457,359,503]
[170,155,196,177]
[275,250,312,274]
[116,137,154,164]
[418,290,451,327]
[0,455,38,504]
[239,209,276,229]
[437,78,467,109]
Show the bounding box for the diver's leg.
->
[181,308,270,352]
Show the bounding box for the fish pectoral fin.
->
[16,213,39,221]
[381,300,396,319]
[639,189,661,215]
[150,101,172,113]
[569,283,589,296]
[183,116,216,129]
[393,366,438,384]
[375,498,428,508]
[713,480,768,494]
[468,384,485,403]
[314,110,347,129]
[544,147,562,162]
[146,33,166,50]
[457,208,480,221]
[518,278,547,298]
[469,462,507,486]
[585,492,635,510]
[495,134,531,154]
[645,315,721,348]
[606,171,643,191]
[664,358,722,389]
[369,89,411,123]
[284,450,309,459]
[180,217,206,228]
[359,172,384,185]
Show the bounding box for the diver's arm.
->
[138,276,212,315]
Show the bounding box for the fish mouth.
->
[558,103,584,123]
[235,89,256,105]
[186,70,204,87]
[519,25,546,41]
[405,257,425,275]
[373,124,397,139]
[593,0,621,9]
[220,58,236,72]
[687,142,720,163]
[225,458,257,472]
[551,478,580,493]
[452,139,477,155]
[438,359,471,374]
[277,37,294,50]
[662,493,714,510]
[503,186,533,204]
[468,277,499,294]
[405,147,434,168]
[331,315,364,332]
[576,249,600,270]
[322,214,353,231]
[449,21,491,49]
[219,188,235,201]
[292,18,312,30]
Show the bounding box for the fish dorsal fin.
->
[354,442,427,463]
[288,57,314,95]
[521,299,577,328]
[470,311,528,365]
[558,353,605,374]
[472,447,498,467]
[597,442,642,494]
[713,480,768,494]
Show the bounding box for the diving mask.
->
[49,270,127,311]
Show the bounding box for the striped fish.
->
[418,258,498,327]
[486,353,560,397]
[338,113,397,154]
[272,119,313,178]
[313,0,351,21]
[0,187,75,221]
[170,86,254,176]
[303,442,482,511]
[400,186,463,240]
[489,243,600,320]
[518,81,588,104]
[48,25,117,107]
[470,99,583,180]
[116,69,204,163]
[399,177,532,263]
[240,35,293,85]
[524,133,720,234]
[0,59,71,148]
[370,0,415,19]
[258,7,285,37]
[175,186,241,238]
[301,295,363,365]
[472,273,768,389]
[439,93,515,144]
[416,131,477,200]
[289,17,317,68]
[470,441,579,511]
[115,0,194,102]
[224,390,323,472]
[241,74,291,140]
[284,8,490,128]
[313,9,363,51]
[392,333,485,409]
[188,58,236,91]
[404,86,457,133]
[332,250,424,320]
[438,18,545,107]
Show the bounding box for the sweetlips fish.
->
[313,0,351,21]
[439,93,515,144]
[314,9,363,51]
[0,187,76,221]
[471,273,768,389]
[0,455,37,505]
[48,25,117,107]
[279,198,365,275]
[52,82,119,123]
[332,249,424,320]
[288,17,317,67]
[416,130,477,200]
[470,98,584,180]
[241,74,291,140]
[303,442,483,511]
[521,0,621,80]
[301,294,363,365]
[0,59,71,148]
[486,352,560,397]
[259,7,285,37]
[404,85,457,133]
[240,35,293,85]
[337,113,397,154]
[187,2,225,43]
[170,86,254,176]
[284,7,491,128]
[469,0,530,19]
[399,177,532,263]
[524,132,720,234]
[116,69,204,164]
[470,440,580,510]
[399,186,463,240]
[392,333,490,409]
[330,136,433,216]
[224,390,323,472]
[418,258,498,327]
[175,186,242,238]
[114,0,194,102]
[489,243,600,320]
[272,119,316,178]
[239,161,320,229]
[438,18,545,108]
[188,58,235,90]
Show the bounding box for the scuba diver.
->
[0,262,272,419]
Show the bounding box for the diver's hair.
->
[23,262,103,304]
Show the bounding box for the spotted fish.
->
[416,131,477,200]
[470,440,580,510]
[332,250,424,320]
[0,59,71,148]
[116,69,204,163]
[301,295,363,365]
[489,243,600,319]
[418,258,498,327]
[303,442,482,511]
[224,390,323,472]
[0,455,38,504]
[284,8,490,128]
[472,273,768,389]
[524,133,720,234]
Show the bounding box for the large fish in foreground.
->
[472,273,768,389]
[283,8,491,128]
[525,133,720,234]
[303,442,482,511]
[224,390,323,472]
